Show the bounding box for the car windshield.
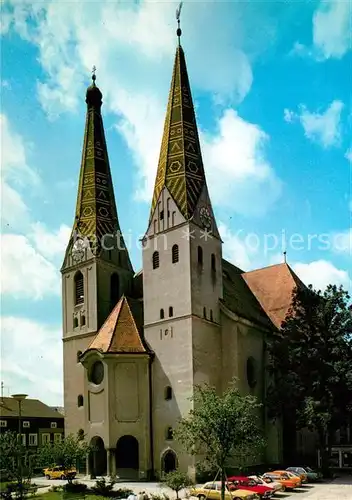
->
[305,467,313,472]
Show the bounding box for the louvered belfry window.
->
[172,244,179,263]
[74,271,84,305]
[153,251,160,269]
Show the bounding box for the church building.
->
[61,26,302,480]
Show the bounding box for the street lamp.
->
[11,394,28,496]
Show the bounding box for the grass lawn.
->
[34,493,104,500]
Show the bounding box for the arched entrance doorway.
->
[89,436,107,477]
[116,435,139,479]
[162,449,177,474]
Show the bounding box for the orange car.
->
[262,471,301,491]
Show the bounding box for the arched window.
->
[153,251,160,269]
[203,307,207,319]
[172,244,179,263]
[77,351,82,363]
[210,310,213,322]
[160,308,165,319]
[81,315,86,326]
[166,427,173,440]
[211,253,216,273]
[169,306,173,317]
[197,246,203,266]
[165,386,172,400]
[77,395,84,407]
[110,273,119,306]
[73,317,79,328]
[74,271,84,305]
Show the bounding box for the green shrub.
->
[91,478,116,497]
[114,488,135,499]
[161,470,194,499]
[62,481,88,494]
[49,485,63,492]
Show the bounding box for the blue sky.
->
[1,0,351,405]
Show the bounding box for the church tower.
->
[61,72,134,436]
[143,26,223,475]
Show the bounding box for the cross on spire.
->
[92,65,97,83]
[176,2,183,45]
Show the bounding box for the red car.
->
[227,476,273,498]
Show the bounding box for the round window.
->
[89,361,104,385]
[246,357,257,388]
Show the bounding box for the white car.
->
[248,476,283,493]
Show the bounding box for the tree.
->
[174,381,265,500]
[161,470,194,499]
[267,284,352,475]
[0,431,36,498]
[36,433,90,483]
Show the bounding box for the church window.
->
[160,308,165,319]
[210,309,213,322]
[166,427,174,440]
[160,210,164,220]
[153,251,160,269]
[203,307,207,319]
[89,361,104,385]
[172,244,179,263]
[108,250,112,260]
[73,317,79,328]
[246,357,257,388]
[77,350,82,363]
[74,271,84,305]
[197,246,203,266]
[165,386,172,400]
[211,254,216,273]
[81,315,86,326]
[77,395,84,407]
[110,273,120,307]
[169,306,173,317]
[172,211,176,226]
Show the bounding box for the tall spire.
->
[150,17,207,222]
[72,70,127,260]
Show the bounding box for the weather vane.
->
[92,65,97,83]
[176,2,183,44]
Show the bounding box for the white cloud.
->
[292,0,351,61]
[313,0,351,60]
[2,0,281,215]
[29,222,71,260]
[1,317,63,405]
[293,259,351,291]
[219,223,253,271]
[0,113,39,231]
[1,234,60,299]
[204,110,282,216]
[285,100,344,148]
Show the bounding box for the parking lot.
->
[33,474,352,500]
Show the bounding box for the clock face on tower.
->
[199,206,212,230]
[72,238,87,262]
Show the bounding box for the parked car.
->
[299,466,323,481]
[227,476,273,498]
[43,466,77,480]
[262,471,300,491]
[285,467,308,483]
[248,475,283,493]
[190,481,260,500]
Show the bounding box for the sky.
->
[0,0,351,406]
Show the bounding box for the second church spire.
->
[150,30,208,222]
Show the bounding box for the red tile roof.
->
[243,263,304,329]
[87,296,148,354]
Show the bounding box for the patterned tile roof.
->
[86,296,149,354]
[243,263,304,329]
[0,398,65,419]
[150,44,207,220]
[66,77,132,269]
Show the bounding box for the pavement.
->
[32,475,352,500]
